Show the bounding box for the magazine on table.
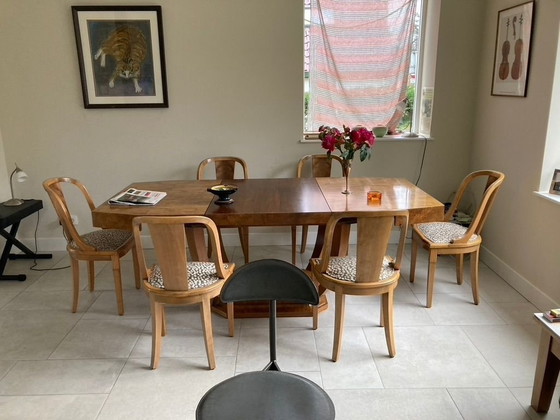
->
[109,188,167,206]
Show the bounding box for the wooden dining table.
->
[92,177,444,318]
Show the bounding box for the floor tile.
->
[0,359,125,395]
[0,395,107,420]
[50,318,147,359]
[0,310,80,360]
[367,325,504,388]
[462,324,540,387]
[97,357,235,419]
[328,388,462,420]
[448,387,532,419]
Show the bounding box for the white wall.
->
[4,1,557,307]
[472,0,560,307]
[0,129,12,202]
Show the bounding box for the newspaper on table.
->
[109,188,167,206]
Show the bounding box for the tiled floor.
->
[0,243,558,419]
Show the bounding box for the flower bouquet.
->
[318,125,375,194]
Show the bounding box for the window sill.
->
[533,191,560,205]
[301,134,433,143]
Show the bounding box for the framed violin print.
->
[491,1,534,97]
[72,6,169,108]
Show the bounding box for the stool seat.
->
[196,371,335,420]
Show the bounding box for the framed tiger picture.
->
[72,6,168,108]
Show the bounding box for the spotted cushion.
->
[416,222,478,244]
[148,262,230,290]
[326,256,397,282]
[71,229,132,251]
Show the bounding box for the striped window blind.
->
[307,0,417,133]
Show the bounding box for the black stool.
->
[196,259,335,420]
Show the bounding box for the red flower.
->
[350,126,375,147]
[318,124,375,162]
[321,133,338,152]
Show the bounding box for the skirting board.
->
[480,245,559,312]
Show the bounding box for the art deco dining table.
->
[92,177,444,317]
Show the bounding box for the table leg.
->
[531,329,560,412]
[185,225,211,262]
[0,222,52,281]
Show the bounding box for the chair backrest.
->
[197,156,249,180]
[43,177,97,251]
[444,170,505,243]
[132,215,230,291]
[220,259,319,371]
[296,154,344,178]
[315,211,409,283]
[221,259,319,304]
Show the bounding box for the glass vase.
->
[342,159,352,194]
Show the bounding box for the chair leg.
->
[456,254,464,285]
[71,258,80,313]
[382,290,396,357]
[332,290,346,362]
[409,237,418,283]
[238,227,249,264]
[470,248,480,305]
[227,302,235,337]
[88,261,95,292]
[426,250,438,308]
[161,305,167,337]
[312,304,319,330]
[379,296,384,327]
[291,226,297,265]
[112,256,125,316]
[200,298,217,370]
[132,244,141,289]
[150,299,163,369]
[300,225,309,254]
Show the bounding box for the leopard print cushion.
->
[148,262,230,290]
[72,229,132,251]
[416,222,478,244]
[326,256,397,282]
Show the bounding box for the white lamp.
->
[3,163,28,206]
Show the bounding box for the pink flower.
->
[350,127,375,147]
[321,133,338,152]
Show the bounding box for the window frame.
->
[302,0,436,142]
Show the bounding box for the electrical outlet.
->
[71,214,79,225]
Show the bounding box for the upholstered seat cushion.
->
[416,222,478,244]
[148,262,230,290]
[72,229,132,251]
[326,256,397,282]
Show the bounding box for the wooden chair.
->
[196,259,335,419]
[132,215,235,370]
[409,170,505,308]
[311,211,408,361]
[291,154,344,264]
[42,177,139,316]
[197,156,250,264]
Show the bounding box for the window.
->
[304,0,429,137]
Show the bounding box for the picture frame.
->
[491,1,534,97]
[550,169,560,195]
[72,6,168,108]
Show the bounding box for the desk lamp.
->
[4,163,28,206]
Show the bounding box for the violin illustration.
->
[511,14,524,80]
[498,18,510,80]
